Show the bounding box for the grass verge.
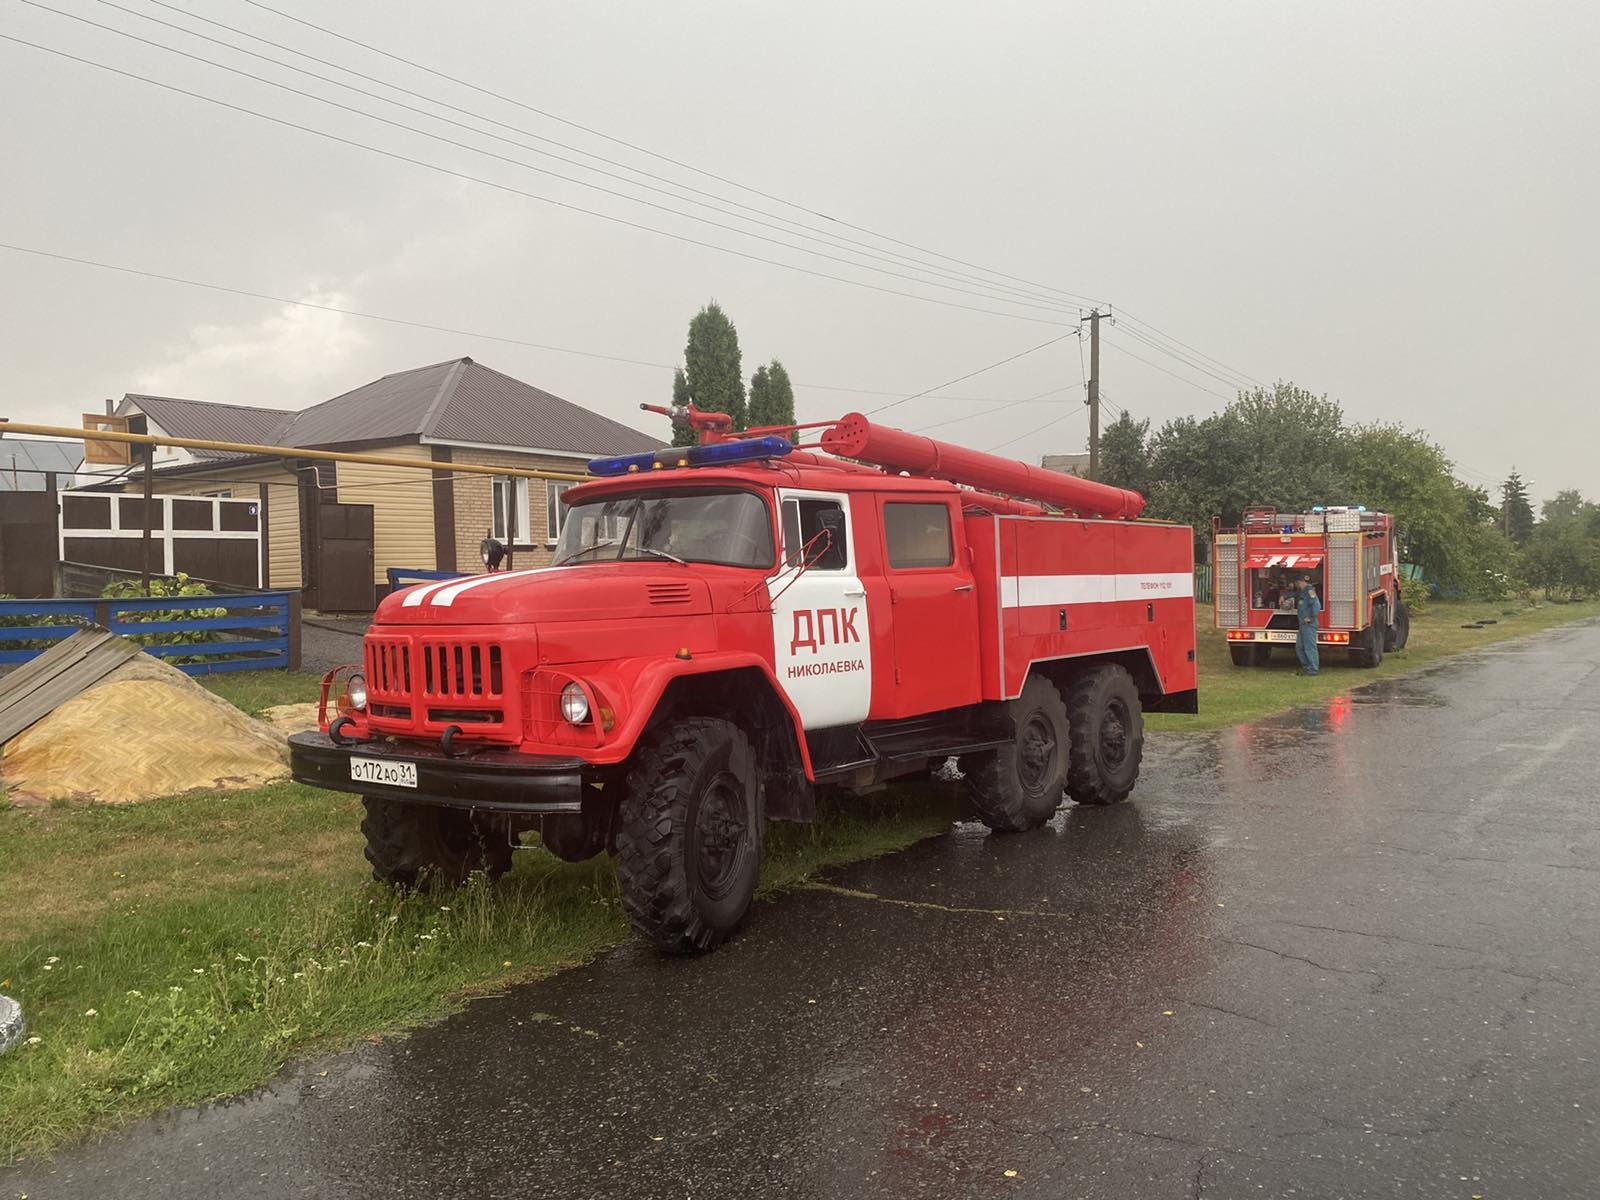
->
[1147,597,1600,732]
[198,670,323,717]
[0,783,954,1161]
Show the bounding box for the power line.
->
[238,0,1110,313]
[862,332,1079,417]
[103,0,1084,315]
[983,410,1079,455]
[19,5,1079,321]
[1115,308,1265,388]
[0,241,1081,414]
[1113,321,1256,392]
[1099,335,1237,401]
[907,385,1075,434]
[0,32,1070,329]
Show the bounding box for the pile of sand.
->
[1,654,289,805]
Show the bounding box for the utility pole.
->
[1084,308,1103,481]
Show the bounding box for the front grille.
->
[366,638,412,699]
[420,640,504,699]
[363,634,511,733]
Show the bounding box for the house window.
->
[200,489,233,499]
[546,480,573,543]
[492,477,530,543]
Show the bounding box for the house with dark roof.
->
[95,358,662,609]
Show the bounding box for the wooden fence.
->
[0,591,300,673]
[58,491,263,589]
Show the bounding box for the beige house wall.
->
[447,446,588,574]
[120,459,303,589]
[335,443,436,583]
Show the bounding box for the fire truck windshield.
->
[553,489,775,569]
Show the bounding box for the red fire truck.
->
[290,406,1198,952]
[1212,505,1410,668]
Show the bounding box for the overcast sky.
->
[2,0,1595,502]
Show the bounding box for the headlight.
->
[347,674,368,711]
[560,681,590,725]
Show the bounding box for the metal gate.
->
[0,492,59,598]
[314,502,375,613]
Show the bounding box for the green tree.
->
[747,359,796,430]
[669,367,694,447]
[674,302,746,436]
[1500,471,1535,544]
[1540,488,1591,526]
[1097,410,1151,496]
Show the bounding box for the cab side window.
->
[782,498,848,570]
[884,502,954,569]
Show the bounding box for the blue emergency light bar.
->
[588,435,794,477]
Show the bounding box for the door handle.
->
[843,588,866,597]
[953,583,974,593]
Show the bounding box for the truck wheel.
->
[615,718,763,953]
[1351,608,1386,668]
[360,798,513,888]
[1387,602,1411,650]
[1229,643,1269,667]
[962,674,1068,833]
[1064,665,1144,806]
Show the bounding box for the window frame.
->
[546,479,574,545]
[780,495,850,572]
[491,476,531,545]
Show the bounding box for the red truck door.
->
[876,496,982,716]
[769,489,873,729]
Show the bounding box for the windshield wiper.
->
[556,542,622,564]
[631,546,687,566]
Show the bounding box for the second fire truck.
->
[1212,505,1410,668]
[290,407,1198,952]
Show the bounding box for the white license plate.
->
[350,757,417,788]
[1265,631,1298,643]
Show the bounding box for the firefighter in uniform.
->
[1294,577,1323,675]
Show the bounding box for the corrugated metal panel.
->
[1327,533,1360,627]
[338,446,435,583]
[285,361,461,448]
[1364,541,1383,594]
[1215,536,1243,625]
[0,438,83,490]
[123,395,293,461]
[426,360,663,455]
[0,628,139,744]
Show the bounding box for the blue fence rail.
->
[386,568,463,591]
[0,592,301,674]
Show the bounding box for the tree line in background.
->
[668,302,794,447]
[1096,383,1599,599]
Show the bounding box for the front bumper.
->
[289,731,584,814]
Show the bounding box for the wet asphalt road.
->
[13,621,1600,1199]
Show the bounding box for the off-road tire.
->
[1229,643,1270,667]
[360,798,513,888]
[1351,607,1386,668]
[1064,664,1145,806]
[1386,602,1411,651]
[961,674,1069,833]
[615,718,763,954]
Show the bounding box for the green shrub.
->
[101,574,227,663]
[1398,575,1429,616]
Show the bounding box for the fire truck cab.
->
[290,408,1198,953]
[1212,505,1410,668]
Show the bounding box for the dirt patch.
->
[262,702,320,737]
[1,655,288,805]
